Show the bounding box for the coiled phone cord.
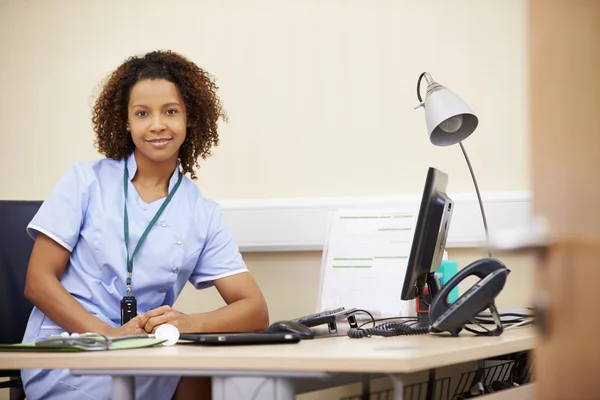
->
[347,321,430,338]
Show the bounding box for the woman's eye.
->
[135,110,148,117]
[165,109,178,115]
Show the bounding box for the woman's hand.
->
[137,306,195,333]
[101,315,146,337]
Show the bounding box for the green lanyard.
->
[123,162,183,295]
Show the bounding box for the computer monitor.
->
[401,167,453,308]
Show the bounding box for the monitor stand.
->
[414,272,441,329]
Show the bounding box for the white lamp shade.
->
[424,87,478,146]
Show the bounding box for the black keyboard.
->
[292,307,351,328]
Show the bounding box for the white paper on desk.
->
[316,207,417,319]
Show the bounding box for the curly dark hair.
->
[91,50,227,179]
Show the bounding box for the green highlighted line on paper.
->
[332,265,372,269]
[340,214,413,219]
[333,257,373,261]
[374,256,408,259]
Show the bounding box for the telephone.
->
[429,258,510,337]
[347,258,510,338]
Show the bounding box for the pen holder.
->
[435,260,459,304]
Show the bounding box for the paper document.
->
[317,207,417,318]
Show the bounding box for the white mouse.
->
[153,324,180,346]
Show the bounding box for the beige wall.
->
[0,0,528,201]
[175,248,534,323]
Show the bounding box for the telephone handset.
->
[429,258,510,337]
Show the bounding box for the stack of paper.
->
[317,207,418,319]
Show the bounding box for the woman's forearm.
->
[25,271,112,335]
[189,297,269,333]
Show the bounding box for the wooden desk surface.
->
[0,327,535,374]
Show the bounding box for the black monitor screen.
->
[400,167,453,301]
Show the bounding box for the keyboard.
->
[292,307,354,328]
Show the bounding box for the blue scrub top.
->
[20,154,249,399]
[22,153,248,334]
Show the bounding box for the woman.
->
[21,50,269,399]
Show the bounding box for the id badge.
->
[121,296,137,325]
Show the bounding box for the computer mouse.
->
[266,320,315,339]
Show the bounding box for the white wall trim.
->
[219,190,533,253]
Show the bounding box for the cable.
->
[348,321,429,338]
[475,318,524,325]
[416,72,427,103]
[346,309,376,328]
[493,312,533,318]
[464,323,492,336]
[503,319,534,330]
[474,312,533,325]
[357,316,417,330]
[464,319,504,336]
[459,141,492,258]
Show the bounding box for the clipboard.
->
[0,337,165,352]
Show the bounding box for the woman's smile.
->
[145,137,173,149]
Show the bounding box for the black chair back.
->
[0,200,41,400]
[0,200,41,344]
[0,200,42,343]
[0,201,43,400]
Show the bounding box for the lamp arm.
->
[459,142,492,257]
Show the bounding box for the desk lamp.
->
[414,72,491,257]
[409,73,513,337]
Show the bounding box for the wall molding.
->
[218,190,533,253]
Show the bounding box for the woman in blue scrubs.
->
[20,50,270,399]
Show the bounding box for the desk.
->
[0,327,535,400]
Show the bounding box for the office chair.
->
[0,200,42,400]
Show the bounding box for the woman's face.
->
[127,78,187,164]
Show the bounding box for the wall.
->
[175,248,534,324]
[0,0,529,201]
